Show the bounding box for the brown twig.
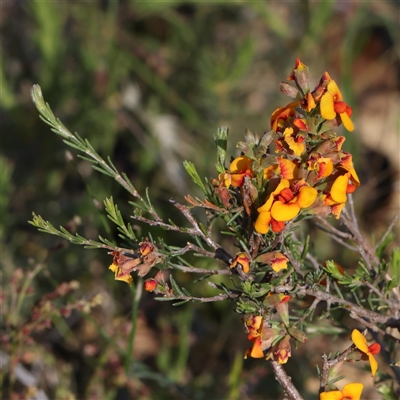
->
[374,215,398,251]
[170,263,232,276]
[319,343,356,392]
[270,361,304,400]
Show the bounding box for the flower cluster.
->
[108,241,164,286]
[217,58,359,236]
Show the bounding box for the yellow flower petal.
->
[257,179,290,213]
[319,390,343,400]
[320,92,336,120]
[351,329,369,353]
[340,111,354,132]
[331,174,348,204]
[369,353,378,377]
[109,263,118,273]
[284,135,305,156]
[297,186,318,208]
[271,201,300,222]
[341,382,364,400]
[230,156,252,173]
[254,211,272,234]
[327,80,343,100]
[115,273,133,286]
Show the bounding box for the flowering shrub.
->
[26,59,400,399]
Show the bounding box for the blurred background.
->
[1,1,399,399]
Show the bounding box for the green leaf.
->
[169,275,185,297]
[214,126,228,174]
[182,160,207,194]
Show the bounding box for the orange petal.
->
[320,92,336,120]
[231,172,248,187]
[271,201,300,222]
[305,92,316,111]
[278,159,298,180]
[271,219,285,233]
[250,337,265,358]
[331,203,345,219]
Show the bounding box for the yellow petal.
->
[368,353,378,377]
[319,390,343,400]
[341,383,364,400]
[327,80,343,100]
[271,201,300,222]
[331,174,348,204]
[230,156,252,173]
[340,111,354,132]
[115,273,133,286]
[254,211,272,234]
[320,92,336,120]
[351,329,369,353]
[297,186,318,208]
[284,135,305,156]
[257,179,290,213]
[109,263,118,273]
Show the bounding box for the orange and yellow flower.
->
[323,171,357,219]
[255,179,317,234]
[230,252,251,274]
[282,127,306,156]
[270,101,299,132]
[320,382,364,400]
[244,316,265,358]
[320,80,354,132]
[307,153,334,180]
[219,155,254,187]
[351,329,380,377]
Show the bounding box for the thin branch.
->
[319,343,356,392]
[270,361,304,400]
[294,298,320,327]
[169,243,216,259]
[315,217,353,239]
[170,263,232,276]
[171,200,220,250]
[374,215,399,251]
[275,284,393,325]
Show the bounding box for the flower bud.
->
[144,279,157,292]
[288,326,307,343]
[279,82,299,98]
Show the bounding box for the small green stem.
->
[124,278,142,373]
